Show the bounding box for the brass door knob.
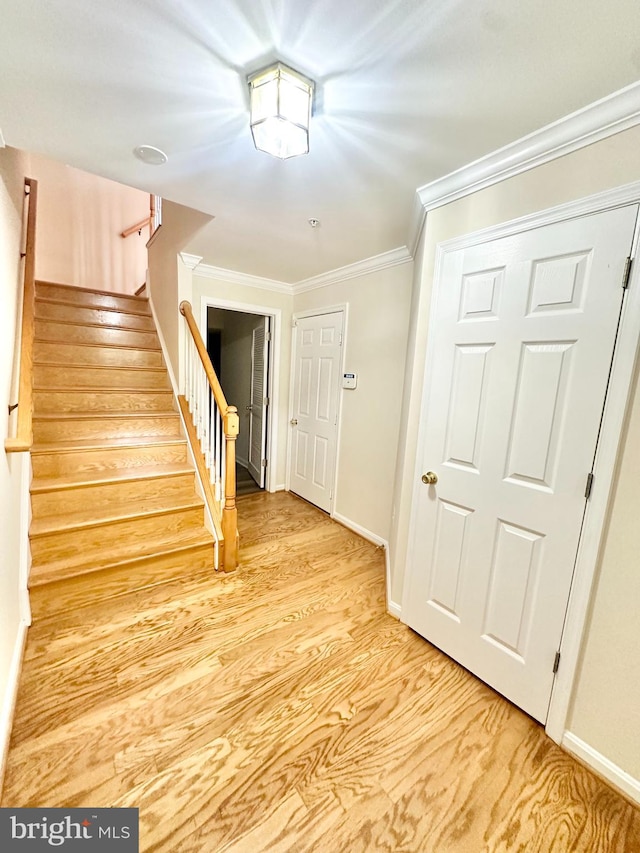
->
[421,471,438,485]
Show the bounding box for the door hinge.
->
[266,331,272,342]
[339,332,343,345]
[262,459,268,468]
[584,471,594,500]
[622,257,632,290]
[264,396,270,406]
[553,651,561,674]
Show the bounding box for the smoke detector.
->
[133,145,168,165]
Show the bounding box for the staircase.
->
[28,281,215,622]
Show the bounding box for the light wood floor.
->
[3,492,639,851]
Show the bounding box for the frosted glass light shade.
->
[248,63,314,159]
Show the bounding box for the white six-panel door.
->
[403,205,638,723]
[289,311,343,512]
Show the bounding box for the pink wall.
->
[29,153,150,294]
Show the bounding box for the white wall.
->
[0,146,31,791]
[192,274,292,489]
[390,123,640,784]
[147,202,213,382]
[28,153,150,294]
[294,262,413,541]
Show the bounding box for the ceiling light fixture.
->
[247,62,314,160]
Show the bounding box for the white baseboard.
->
[274,484,286,492]
[331,511,387,548]
[330,513,403,618]
[0,620,29,799]
[236,455,248,469]
[387,600,402,620]
[147,294,179,393]
[383,546,402,619]
[562,731,640,805]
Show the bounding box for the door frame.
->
[403,179,640,745]
[247,316,270,487]
[286,304,348,517]
[200,296,281,493]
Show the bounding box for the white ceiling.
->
[1,0,639,282]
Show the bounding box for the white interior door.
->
[403,205,638,723]
[289,311,343,512]
[248,317,269,487]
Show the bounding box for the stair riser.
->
[29,544,214,621]
[36,301,156,331]
[36,282,150,315]
[32,442,188,478]
[34,341,164,369]
[36,319,160,350]
[30,506,206,566]
[32,473,198,518]
[34,390,176,414]
[33,364,171,390]
[33,415,182,443]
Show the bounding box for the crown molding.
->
[179,252,203,270]
[195,263,293,294]
[194,247,413,296]
[293,246,413,295]
[408,80,640,249]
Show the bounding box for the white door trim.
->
[199,296,281,494]
[286,304,348,518]
[403,178,640,744]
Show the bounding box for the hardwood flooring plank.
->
[3,491,638,853]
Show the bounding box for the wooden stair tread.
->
[31,436,186,454]
[31,463,195,492]
[33,386,173,394]
[36,280,150,305]
[33,362,166,373]
[34,314,156,334]
[35,294,151,317]
[32,410,179,421]
[30,493,205,537]
[34,337,162,353]
[28,529,214,588]
[34,385,170,394]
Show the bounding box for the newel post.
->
[222,405,239,571]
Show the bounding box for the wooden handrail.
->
[179,300,239,571]
[120,216,152,239]
[180,301,228,414]
[121,194,159,239]
[5,178,38,453]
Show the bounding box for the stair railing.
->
[120,194,160,239]
[179,300,239,571]
[6,178,38,453]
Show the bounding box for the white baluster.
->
[221,416,227,517]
